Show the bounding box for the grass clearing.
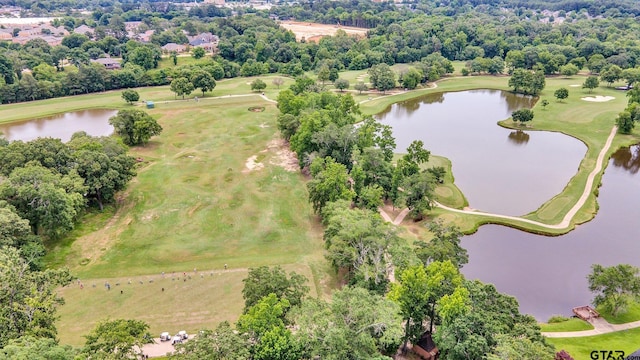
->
[599,301,640,324]
[547,327,640,358]
[539,318,594,332]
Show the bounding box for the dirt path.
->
[381,125,619,231]
[542,317,640,338]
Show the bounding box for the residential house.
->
[91,57,121,70]
[162,43,187,53]
[74,24,94,37]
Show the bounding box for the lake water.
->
[377,89,640,320]
[0,109,116,142]
[376,90,587,215]
[461,145,640,320]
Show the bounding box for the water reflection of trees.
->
[507,130,530,145]
[611,145,640,174]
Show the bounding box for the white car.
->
[160,332,171,342]
[178,330,188,340]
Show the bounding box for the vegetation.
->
[108,109,163,146]
[588,264,640,316]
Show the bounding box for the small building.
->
[91,57,121,70]
[74,24,95,37]
[146,101,155,109]
[411,332,439,360]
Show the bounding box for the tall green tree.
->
[588,264,640,316]
[401,171,435,220]
[307,157,355,213]
[191,71,216,96]
[368,64,396,93]
[291,286,403,360]
[82,319,153,359]
[0,247,72,347]
[172,322,250,360]
[241,266,309,311]
[0,335,78,359]
[416,221,468,269]
[170,77,195,99]
[109,109,163,146]
[583,76,600,93]
[554,88,569,101]
[121,89,139,104]
[0,163,86,237]
[512,108,535,125]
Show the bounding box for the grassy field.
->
[547,327,640,359]
[600,301,640,324]
[56,264,316,346]
[539,318,594,332]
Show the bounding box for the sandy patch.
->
[581,95,615,102]
[279,20,368,41]
[243,155,264,173]
[267,138,299,172]
[569,84,581,87]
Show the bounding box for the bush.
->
[547,315,570,323]
[555,350,575,360]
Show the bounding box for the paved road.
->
[543,317,640,338]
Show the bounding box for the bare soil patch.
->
[267,138,299,172]
[243,155,264,173]
[279,21,368,41]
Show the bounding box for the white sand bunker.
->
[243,155,264,173]
[581,95,615,102]
[569,84,581,87]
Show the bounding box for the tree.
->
[272,77,284,89]
[0,247,72,347]
[121,89,139,104]
[0,163,86,237]
[541,99,549,110]
[390,261,465,352]
[291,286,403,359]
[368,63,396,93]
[109,109,163,146]
[601,65,622,87]
[237,294,289,339]
[241,266,309,311]
[250,78,267,92]
[170,77,195,99]
[616,110,635,134]
[487,335,555,360]
[401,171,435,220]
[317,65,330,86]
[401,68,422,90]
[82,319,153,359]
[172,322,250,360]
[512,108,534,125]
[323,205,397,292]
[622,68,640,88]
[508,69,545,95]
[69,133,137,210]
[192,47,206,59]
[128,46,160,70]
[307,157,355,213]
[253,325,301,360]
[334,78,349,92]
[191,71,216,96]
[171,51,178,66]
[554,88,569,101]
[560,64,579,77]
[355,81,368,94]
[416,221,468,269]
[588,264,640,316]
[583,76,599,93]
[0,336,78,359]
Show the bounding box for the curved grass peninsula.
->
[360,75,640,235]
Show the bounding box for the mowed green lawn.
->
[547,328,640,359]
[56,264,316,346]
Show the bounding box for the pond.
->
[0,109,117,143]
[461,145,640,320]
[376,90,587,215]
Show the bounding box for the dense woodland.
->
[3,0,640,358]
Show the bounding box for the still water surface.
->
[462,146,640,320]
[0,109,116,142]
[376,90,587,215]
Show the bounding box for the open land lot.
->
[278,20,369,41]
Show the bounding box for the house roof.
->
[162,43,186,51]
[91,58,121,66]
